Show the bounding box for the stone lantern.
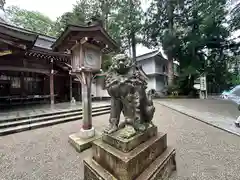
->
[52,24,118,151]
[71,37,103,133]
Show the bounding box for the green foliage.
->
[6,6,57,37]
[144,0,237,95]
[232,75,240,85]
[52,0,99,36]
[6,0,145,65]
[8,0,238,94]
[101,54,114,71]
[5,2,121,69]
[54,0,144,54]
[107,0,144,53]
[230,2,240,31]
[229,54,240,86]
[53,11,85,36]
[166,83,179,94]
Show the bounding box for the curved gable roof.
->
[136,50,167,61]
[51,24,119,52]
[0,22,38,49]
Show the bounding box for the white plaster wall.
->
[93,78,110,98]
[146,76,156,91]
[94,76,157,96]
[155,76,165,92]
[155,57,168,74]
[93,75,158,97]
[155,64,162,73]
[137,58,155,74]
[91,82,97,97]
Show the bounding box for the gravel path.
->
[1,103,240,180]
[157,104,240,180]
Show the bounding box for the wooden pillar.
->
[50,59,54,105]
[43,75,47,95]
[77,71,92,130]
[70,75,72,101]
[20,72,25,96]
[78,82,81,101]
[50,72,54,105]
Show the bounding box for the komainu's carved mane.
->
[104,54,155,134]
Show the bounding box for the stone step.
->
[83,147,176,180]
[0,105,110,123]
[0,106,110,129]
[0,110,110,136]
[92,132,167,180]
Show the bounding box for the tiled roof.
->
[136,50,166,61]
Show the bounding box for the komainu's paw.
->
[119,121,127,129]
[132,120,148,132]
[104,124,118,134]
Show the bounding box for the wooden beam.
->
[0,37,26,50]
[70,75,72,101]
[0,66,50,74]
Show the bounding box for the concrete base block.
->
[79,127,95,139]
[92,132,167,180]
[69,130,100,152]
[84,147,176,180]
[82,125,176,180]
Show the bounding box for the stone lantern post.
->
[52,24,118,152]
[71,38,102,138]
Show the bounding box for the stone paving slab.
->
[0,101,110,121]
[156,99,240,137]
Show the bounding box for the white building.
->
[91,77,109,100]
[137,50,179,95]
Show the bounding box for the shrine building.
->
[0,21,117,107]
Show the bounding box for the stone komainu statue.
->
[104,54,155,134]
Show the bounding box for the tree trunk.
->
[128,37,132,57]
[167,0,174,86]
[131,32,137,63]
[129,0,137,64]
[99,0,109,30]
[168,56,174,85]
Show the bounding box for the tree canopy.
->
[5,0,240,94]
[6,6,57,37]
[144,0,240,94]
[230,1,240,31]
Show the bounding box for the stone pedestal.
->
[83,125,176,180]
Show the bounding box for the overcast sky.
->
[6,0,78,20]
[5,0,151,20]
[5,0,153,56]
